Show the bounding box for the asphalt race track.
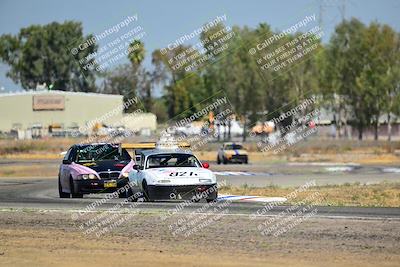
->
[1,177,400,220]
[1,159,400,219]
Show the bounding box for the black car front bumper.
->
[146,184,218,201]
[73,178,129,194]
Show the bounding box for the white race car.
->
[126,149,218,202]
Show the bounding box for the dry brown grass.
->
[0,164,58,177]
[0,138,80,155]
[220,182,400,207]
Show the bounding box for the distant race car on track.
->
[58,143,134,198]
[126,137,218,202]
[217,142,248,164]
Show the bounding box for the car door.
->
[128,154,143,190]
[137,155,147,190]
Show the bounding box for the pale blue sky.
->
[0,0,399,92]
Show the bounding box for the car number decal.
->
[169,171,198,177]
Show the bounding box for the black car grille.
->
[98,171,120,180]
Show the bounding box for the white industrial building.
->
[0,90,156,137]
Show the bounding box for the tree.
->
[380,28,400,141]
[151,44,204,119]
[357,23,400,140]
[100,64,138,112]
[0,21,97,92]
[325,19,400,140]
[201,24,266,141]
[128,40,145,66]
[325,18,369,140]
[100,40,152,113]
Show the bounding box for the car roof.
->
[141,149,194,157]
[74,143,117,148]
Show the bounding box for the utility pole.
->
[339,0,347,22]
[318,1,324,29]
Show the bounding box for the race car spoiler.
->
[120,142,157,149]
[120,142,191,153]
[120,142,191,162]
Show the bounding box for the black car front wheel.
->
[142,180,153,202]
[58,177,70,198]
[126,187,139,202]
[206,191,218,203]
[70,177,83,198]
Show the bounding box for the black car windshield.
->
[146,153,201,169]
[225,144,243,150]
[75,145,131,162]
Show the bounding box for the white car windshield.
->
[146,153,201,169]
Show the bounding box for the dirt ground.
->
[0,210,399,267]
